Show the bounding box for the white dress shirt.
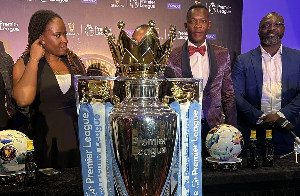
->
[188,40,209,119]
[188,40,209,88]
[260,45,283,115]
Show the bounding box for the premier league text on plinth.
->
[76,20,203,196]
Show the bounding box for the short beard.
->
[259,31,283,46]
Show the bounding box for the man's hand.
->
[259,113,280,129]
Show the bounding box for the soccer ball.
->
[0,130,27,174]
[205,124,244,161]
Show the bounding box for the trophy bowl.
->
[110,78,177,195]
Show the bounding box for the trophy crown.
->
[103,20,176,78]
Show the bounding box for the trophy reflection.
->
[104,21,177,195]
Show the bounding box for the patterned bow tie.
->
[188,45,206,56]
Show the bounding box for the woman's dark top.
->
[24,55,84,169]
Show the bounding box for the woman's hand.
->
[29,39,45,61]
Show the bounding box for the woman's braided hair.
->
[21,10,86,75]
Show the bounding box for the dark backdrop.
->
[1,0,243,75]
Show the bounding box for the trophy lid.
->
[103,20,176,78]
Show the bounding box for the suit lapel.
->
[281,46,292,106]
[181,41,193,78]
[251,47,263,98]
[205,43,218,93]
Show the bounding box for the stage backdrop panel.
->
[1,0,242,75]
[242,0,300,53]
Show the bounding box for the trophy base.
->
[206,157,242,171]
[0,170,26,185]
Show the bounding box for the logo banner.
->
[170,101,202,196]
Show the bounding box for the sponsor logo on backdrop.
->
[80,54,116,76]
[67,22,80,36]
[84,24,108,37]
[82,0,97,4]
[111,0,125,7]
[129,0,155,9]
[68,23,75,32]
[177,30,187,40]
[208,2,231,14]
[40,0,68,3]
[66,22,111,37]
[206,34,216,40]
[0,21,19,33]
[176,30,216,40]
[167,3,181,10]
[129,0,139,8]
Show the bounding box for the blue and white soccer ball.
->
[205,124,244,161]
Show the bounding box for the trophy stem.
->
[124,79,159,103]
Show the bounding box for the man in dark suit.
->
[167,4,237,158]
[232,12,300,155]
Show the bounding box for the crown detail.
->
[103,20,176,78]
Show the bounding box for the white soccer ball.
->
[205,124,244,161]
[0,130,27,174]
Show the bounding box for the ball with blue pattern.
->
[205,124,244,161]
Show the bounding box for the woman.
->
[13,10,86,169]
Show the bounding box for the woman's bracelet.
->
[29,58,39,62]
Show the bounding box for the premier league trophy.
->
[103,21,177,195]
[76,20,202,196]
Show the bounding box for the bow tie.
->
[188,45,206,56]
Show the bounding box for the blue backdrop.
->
[242,0,300,53]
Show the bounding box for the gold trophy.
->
[103,21,178,195]
[103,20,175,78]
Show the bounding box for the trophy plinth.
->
[206,157,242,171]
